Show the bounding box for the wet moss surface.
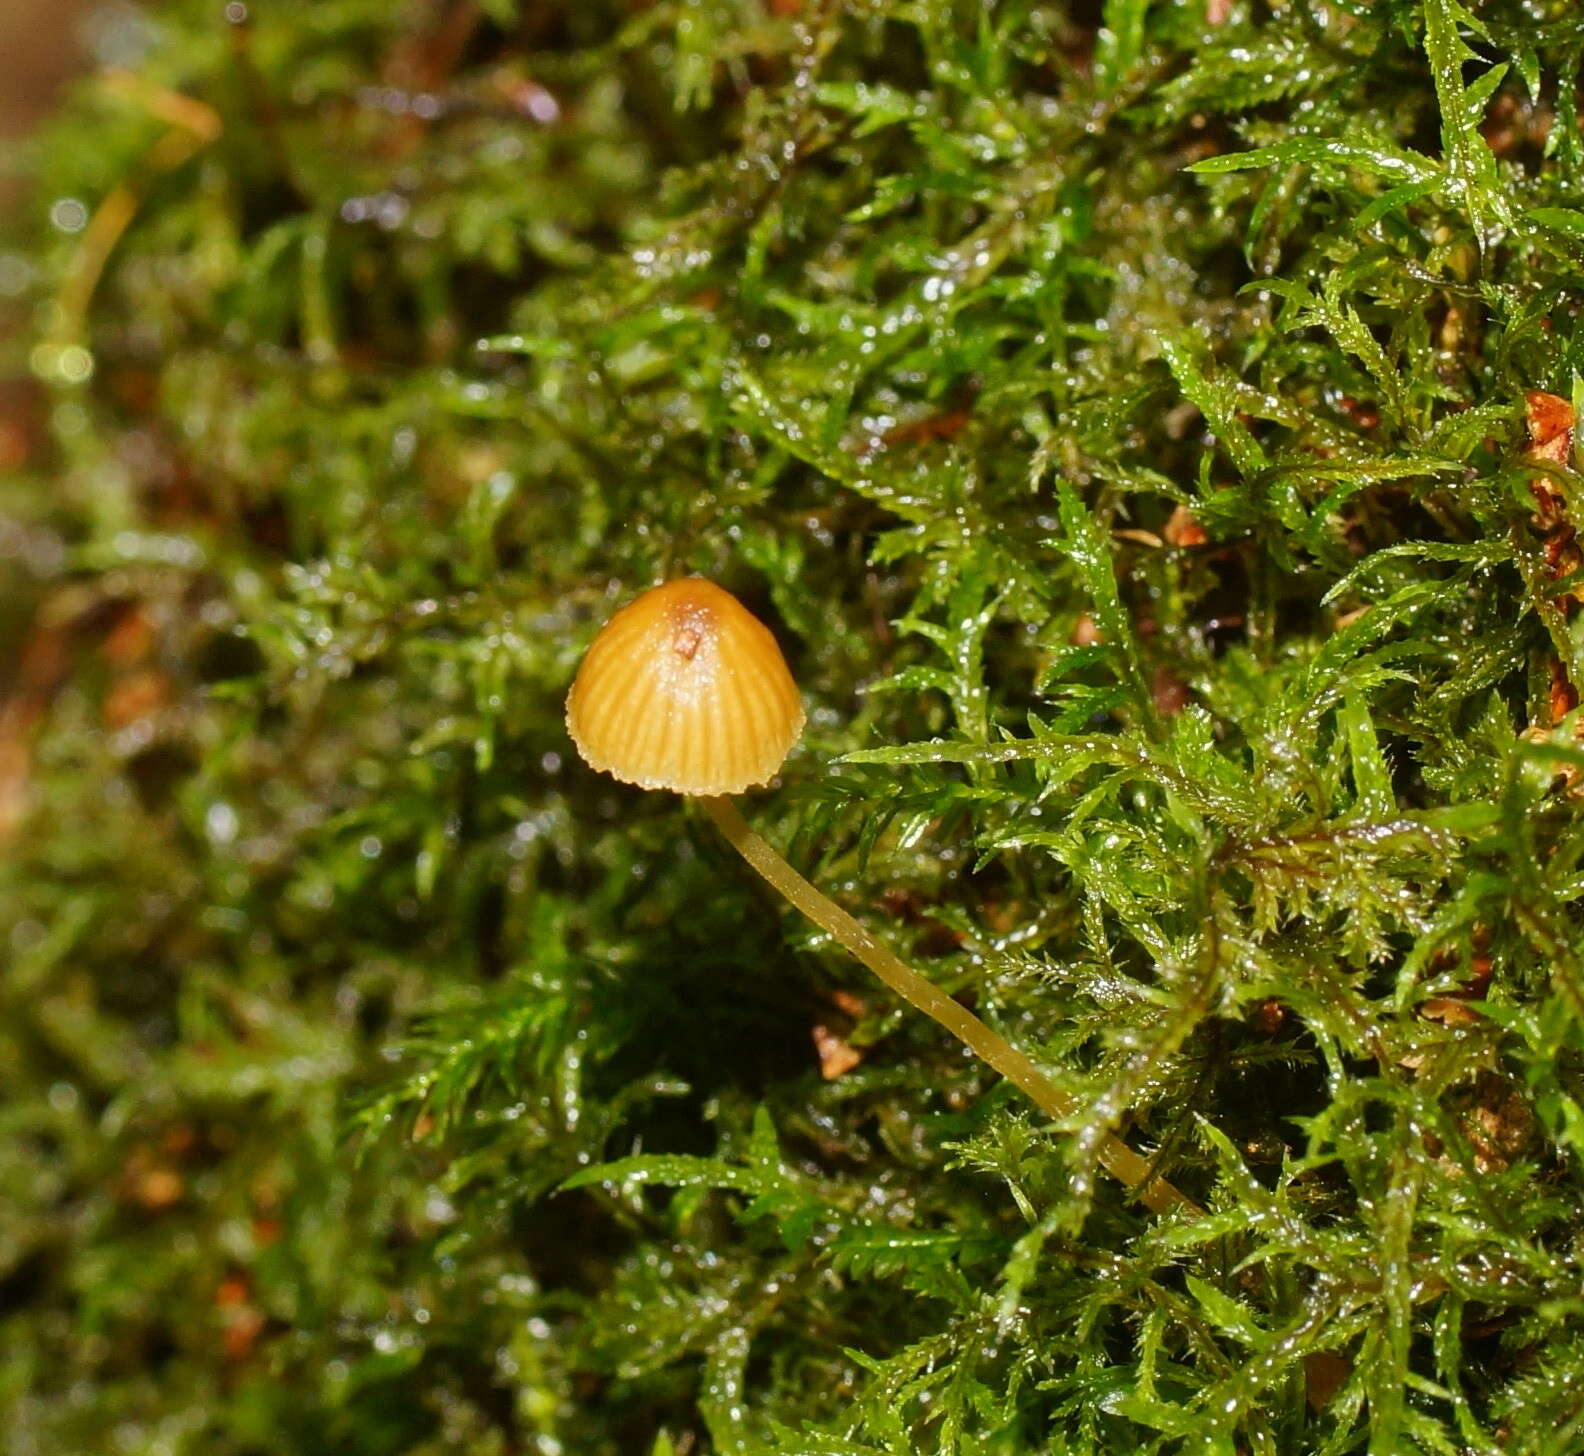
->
[5,1,1584,1451]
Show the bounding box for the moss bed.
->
[5,1,1584,1451]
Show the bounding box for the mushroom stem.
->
[701,796,1198,1217]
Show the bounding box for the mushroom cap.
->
[565,578,804,796]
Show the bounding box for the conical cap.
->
[565,578,804,795]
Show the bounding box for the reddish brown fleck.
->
[1338,396,1379,431]
[812,1023,862,1080]
[253,1216,284,1246]
[1549,657,1578,727]
[1304,1352,1351,1411]
[1251,999,1285,1036]
[135,1168,185,1211]
[829,989,865,1018]
[222,1304,267,1362]
[104,670,168,730]
[1163,505,1208,548]
[102,605,154,668]
[1152,665,1190,716]
[215,1274,251,1308]
[882,408,972,448]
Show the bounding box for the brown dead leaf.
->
[1418,997,1483,1028]
[1526,390,1574,463]
[1462,1073,1536,1174]
[1521,394,1584,736]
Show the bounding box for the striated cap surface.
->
[565,578,804,795]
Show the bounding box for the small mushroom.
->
[566,577,803,796]
[567,577,1194,1217]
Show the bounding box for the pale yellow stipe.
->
[702,797,1198,1218]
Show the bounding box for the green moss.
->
[5,0,1584,1450]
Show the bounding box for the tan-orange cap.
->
[565,578,805,796]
